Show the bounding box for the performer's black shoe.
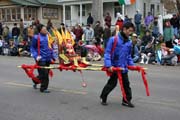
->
[33,84,37,89]
[122,100,135,108]
[100,96,108,106]
[40,89,51,93]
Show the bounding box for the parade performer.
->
[100,22,135,107]
[31,24,54,93]
[19,23,149,99]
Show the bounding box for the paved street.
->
[0,56,180,120]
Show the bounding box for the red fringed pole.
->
[19,64,149,99]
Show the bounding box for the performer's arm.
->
[104,37,114,68]
[31,35,38,60]
[127,43,135,66]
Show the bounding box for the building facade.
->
[0,0,63,29]
[59,0,163,26]
[0,0,163,28]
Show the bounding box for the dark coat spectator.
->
[141,30,152,47]
[12,23,20,37]
[124,15,131,24]
[0,23,3,35]
[19,19,24,36]
[140,42,155,64]
[152,21,159,38]
[104,12,111,28]
[170,14,179,36]
[134,10,142,35]
[87,13,94,25]
[94,21,104,45]
[103,24,111,49]
[170,14,179,29]
[47,19,53,32]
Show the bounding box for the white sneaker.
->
[140,60,144,64]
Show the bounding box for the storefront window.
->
[0,7,21,22]
[114,2,122,18]
[24,7,37,20]
[0,9,2,20]
[78,5,86,17]
[43,7,58,19]
[65,6,71,20]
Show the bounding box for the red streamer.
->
[102,67,127,102]
[117,71,128,102]
[128,66,150,96]
[21,64,41,84]
[21,64,53,84]
[141,69,150,96]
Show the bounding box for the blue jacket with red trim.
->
[104,32,134,73]
[31,33,53,62]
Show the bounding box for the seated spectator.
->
[140,42,155,64]
[172,39,180,63]
[156,34,164,64]
[140,30,153,52]
[12,23,20,46]
[173,39,180,55]
[9,40,18,56]
[156,34,164,50]
[18,40,30,57]
[141,30,153,46]
[160,43,177,65]
[3,26,10,44]
[131,33,140,63]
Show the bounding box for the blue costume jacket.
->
[31,34,53,62]
[104,33,134,73]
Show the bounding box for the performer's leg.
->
[100,72,118,103]
[122,73,132,101]
[31,62,44,89]
[122,73,134,108]
[37,61,50,92]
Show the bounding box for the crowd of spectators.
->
[0,11,180,66]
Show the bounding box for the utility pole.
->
[92,0,103,25]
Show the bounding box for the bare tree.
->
[91,0,103,25]
[176,0,180,13]
[161,0,179,13]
